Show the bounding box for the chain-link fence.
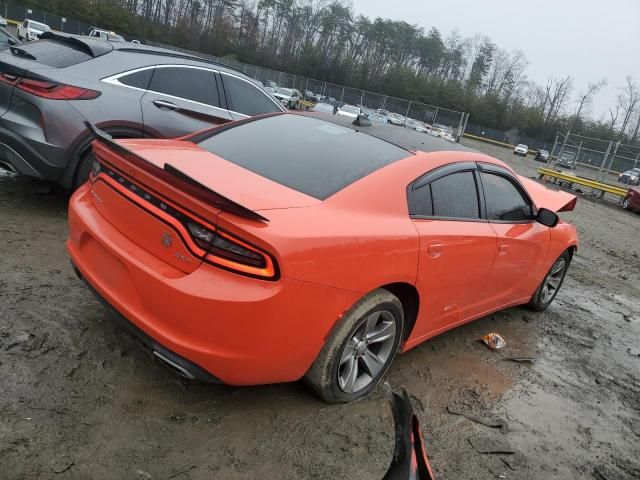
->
[464,123,552,151]
[2,2,92,34]
[543,132,640,186]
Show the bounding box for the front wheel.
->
[528,251,571,312]
[304,289,404,403]
[622,197,631,209]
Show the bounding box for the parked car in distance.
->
[0,14,7,27]
[17,19,51,41]
[556,151,577,169]
[413,121,429,133]
[622,187,640,212]
[272,88,299,109]
[68,113,578,403]
[367,113,390,125]
[88,28,126,42]
[618,167,640,186]
[303,90,318,102]
[0,32,284,189]
[388,112,405,126]
[535,149,550,162]
[513,144,528,156]
[0,27,20,48]
[309,102,335,114]
[336,104,361,118]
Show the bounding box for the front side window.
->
[148,67,220,107]
[481,172,532,221]
[222,74,281,116]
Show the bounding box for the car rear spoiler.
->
[84,122,269,223]
[518,176,577,212]
[40,32,114,57]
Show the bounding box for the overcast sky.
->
[350,0,640,120]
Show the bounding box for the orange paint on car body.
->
[67,113,578,386]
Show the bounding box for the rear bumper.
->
[0,118,68,181]
[67,184,360,385]
[73,263,222,383]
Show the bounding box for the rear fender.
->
[61,123,146,189]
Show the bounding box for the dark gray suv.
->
[0,33,284,189]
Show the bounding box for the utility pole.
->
[404,102,412,127]
[549,132,559,165]
[603,141,621,181]
[597,141,614,183]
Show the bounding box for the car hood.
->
[518,176,577,212]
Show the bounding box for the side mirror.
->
[536,208,558,227]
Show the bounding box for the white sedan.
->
[336,105,362,118]
[272,88,300,109]
[513,144,529,156]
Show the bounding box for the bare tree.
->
[570,79,607,130]
[618,76,639,139]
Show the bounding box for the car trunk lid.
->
[87,128,316,277]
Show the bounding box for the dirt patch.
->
[1,139,639,479]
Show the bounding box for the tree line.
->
[16,0,640,145]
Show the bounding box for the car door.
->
[141,65,233,138]
[478,163,549,305]
[409,163,498,340]
[219,72,284,120]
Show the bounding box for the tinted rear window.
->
[119,69,153,89]
[13,40,92,68]
[196,114,411,199]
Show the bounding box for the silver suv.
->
[0,32,284,188]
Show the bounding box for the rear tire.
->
[72,131,143,190]
[304,289,404,403]
[528,250,571,312]
[72,150,95,190]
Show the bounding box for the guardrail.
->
[537,167,628,200]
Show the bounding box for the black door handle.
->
[153,99,179,111]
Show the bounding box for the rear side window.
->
[118,69,153,90]
[430,171,480,219]
[408,184,433,216]
[11,40,92,68]
[481,172,532,221]
[222,74,281,116]
[149,67,220,107]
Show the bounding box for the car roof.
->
[39,32,254,80]
[300,112,472,153]
[191,113,414,200]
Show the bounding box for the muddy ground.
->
[1,137,639,480]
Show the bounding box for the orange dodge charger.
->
[67,113,578,403]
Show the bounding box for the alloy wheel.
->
[541,258,567,304]
[622,198,630,209]
[338,310,397,394]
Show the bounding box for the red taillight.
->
[0,72,100,100]
[17,78,101,100]
[93,159,278,280]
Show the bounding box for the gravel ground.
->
[1,136,639,480]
